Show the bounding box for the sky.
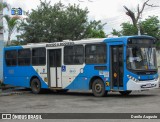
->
[3,0,160,41]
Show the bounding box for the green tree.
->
[141,16,160,38]
[111,22,137,36]
[123,0,158,34]
[121,22,138,35]
[111,16,160,47]
[0,1,9,42]
[85,20,106,38]
[112,16,159,36]
[141,16,160,47]
[0,2,9,11]
[111,29,122,37]
[18,1,106,43]
[4,15,20,45]
[9,39,26,46]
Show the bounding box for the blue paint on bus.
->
[2,35,159,94]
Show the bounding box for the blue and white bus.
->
[3,35,159,97]
[0,41,4,82]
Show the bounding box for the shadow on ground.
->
[1,87,158,98]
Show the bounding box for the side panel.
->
[61,45,85,90]
[50,68,56,87]
[62,65,85,89]
[57,67,62,87]
[63,43,110,91]
[4,65,48,88]
[64,64,110,90]
[0,41,3,82]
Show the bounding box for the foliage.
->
[85,20,106,38]
[121,22,138,36]
[0,2,9,11]
[8,39,26,46]
[111,22,137,36]
[111,29,122,37]
[112,16,160,36]
[3,15,20,44]
[141,16,160,39]
[111,16,160,47]
[123,0,158,29]
[0,2,9,32]
[18,1,106,43]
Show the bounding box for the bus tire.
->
[119,91,132,96]
[31,78,41,94]
[92,79,106,97]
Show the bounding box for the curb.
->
[0,89,31,96]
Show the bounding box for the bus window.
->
[5,50,17,66]
[85,44,106,64]
[64,45,84,65]
[64,46,74,64]
[32,48,46,66]
[18,49,31,66]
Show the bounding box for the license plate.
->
[141,83,152,88]
[145,83,151,87]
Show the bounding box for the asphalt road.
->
[0,88,160,113]
[0,88,160,121]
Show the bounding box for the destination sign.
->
[128,38,156,45]
[46,42,74,47]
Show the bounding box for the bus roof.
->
[4,35,155,49]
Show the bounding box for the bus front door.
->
[110,45,124,90]
[49,49,62,88]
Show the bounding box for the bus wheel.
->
[119,91,132,96]
[31,78,41,94]
[92,79,106,97]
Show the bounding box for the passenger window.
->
[32,48,46,65]
[18,49,31,66]
[5,50,17,66]
[85,44,106,64]
[64,45,84,65]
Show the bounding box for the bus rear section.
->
[3,46,49,93]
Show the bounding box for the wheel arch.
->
[30,75,40,87]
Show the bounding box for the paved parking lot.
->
[0,88,160,114]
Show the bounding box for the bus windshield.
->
[127,47,157,70]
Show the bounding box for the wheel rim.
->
[94,83,102,93]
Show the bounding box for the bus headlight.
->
[127,75,139,82]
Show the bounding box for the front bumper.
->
[127,78,159,90]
